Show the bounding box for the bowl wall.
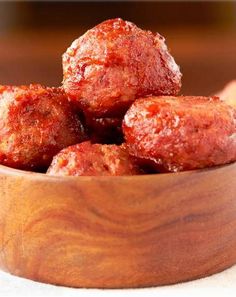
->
[0,163,236,288]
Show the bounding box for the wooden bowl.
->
[0,162,236,288]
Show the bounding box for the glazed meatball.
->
[62,18,182,118]
[0,85,86,171]
[85,117,123,144]
[123,96,236,172]
[216,80,236,109]
[47,141,140,176]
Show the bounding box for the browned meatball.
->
[85,117,123,144]
[123,96,236,172]
[62,18,182,118]
[0,84,86,171]
[47,141,140,176]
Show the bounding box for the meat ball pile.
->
[0,18,236,176]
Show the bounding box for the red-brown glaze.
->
[123,96,236,172]
[47,141,140,176]
[85,117,123,144]
[0,84,86,171]
[62,18,182,118]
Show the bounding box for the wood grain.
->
[0,163,236,288]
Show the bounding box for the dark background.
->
[0,1,236,95]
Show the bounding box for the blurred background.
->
[0,1,235,95]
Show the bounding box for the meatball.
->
[123,96,236,172]
[47,141,140,176]
[0,84,86,171]
[216,80,236,109]
[62,18,182,118]
[85,117,123,144]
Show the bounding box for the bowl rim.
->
[0,162,235,182]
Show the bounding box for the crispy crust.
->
[47,141,141,176]
[62,18,182,118]
[0,84,86,171]
[123,96,236,172]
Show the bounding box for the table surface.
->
[1,265,236,297]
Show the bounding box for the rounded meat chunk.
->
[123,96,236,172]
[0,84,86,171]
[62,18,182,118]
[216,80,236,109]
[85,117,123,144]
[47,141,140,176]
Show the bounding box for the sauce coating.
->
[47,141,140,176]
[63,18,182,118]
[0,85,86,171]
[123,96,236,172]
